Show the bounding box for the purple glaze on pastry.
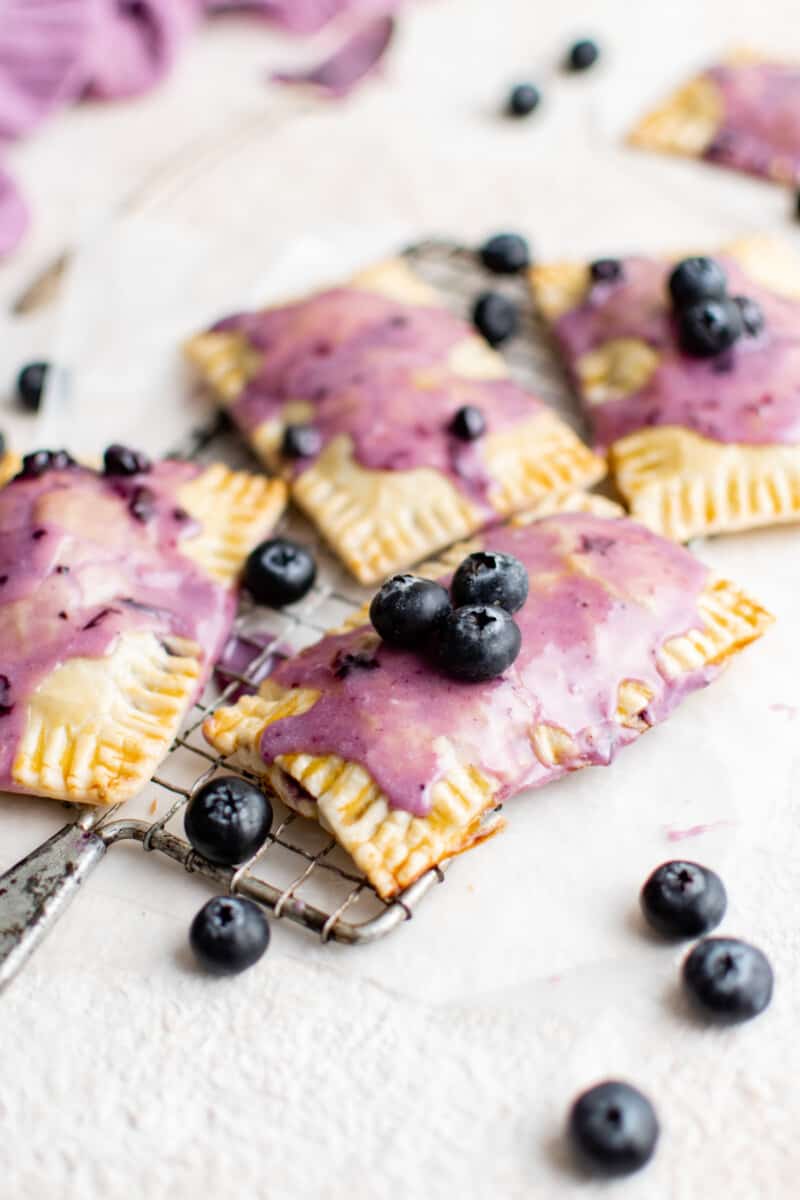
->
[703,62,800,184]
[216,287,541,510]
[0,461,236,788]
[552,255,800,450]
[257,512,715,817]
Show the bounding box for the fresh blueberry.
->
[189,895,270,976]
[733,295,765,337]
[678,298,742,358]
[245,538,316,607]
[640,860,727,938]
[370,574,451,648]
[479,232,531,275]
[507,83,541,117]
[568,1081,659,1176]
[449,405,486,441]
[17,449,76,479]
[668,256,728,307]
[472,292,519,347]
[451,550,529,614]
[683,937,774,1021]
[185,775,273,867]
[590,258,623,284]
[103,444,151,476]
[435,604,521,682]
[565,39,600,72]
[16,361,50,412]
[282,424,322,459]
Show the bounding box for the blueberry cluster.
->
[668,256,765,358]
[369,550,528,683]
[640,859,774,1021]
[568,858,774,1176]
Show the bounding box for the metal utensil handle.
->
[0,820,107,992]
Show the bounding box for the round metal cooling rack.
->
[0,238,575,991]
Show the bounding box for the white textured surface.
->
[2,2,800,1196]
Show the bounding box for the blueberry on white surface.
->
[435,604,521,682]
[244,538,317,608]
[640,860,727,938]
[451,550,529,614]
[507,83,541,117]
[683,937,774,1021]
[185,775,273,867]
[370,574,451,648]
[568,1080,659,1176]
[189,896,270,976]
[479,232,531,275]
[565,39,600,72]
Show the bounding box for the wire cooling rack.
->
[79,238,577,945]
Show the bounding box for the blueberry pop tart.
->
[530,236,800,541]
[630,51,800,186]
[0,449,286,805]
[185,258,605,585]
[204,498,771,899]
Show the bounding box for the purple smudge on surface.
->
[769,702,798,719]
[664,820,735,843]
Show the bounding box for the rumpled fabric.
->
[0,0,94,140]
[272,14,394,97]
[85,0,200,101]
[0,0,407,256]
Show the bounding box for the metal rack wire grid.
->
[83,238,579,945]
